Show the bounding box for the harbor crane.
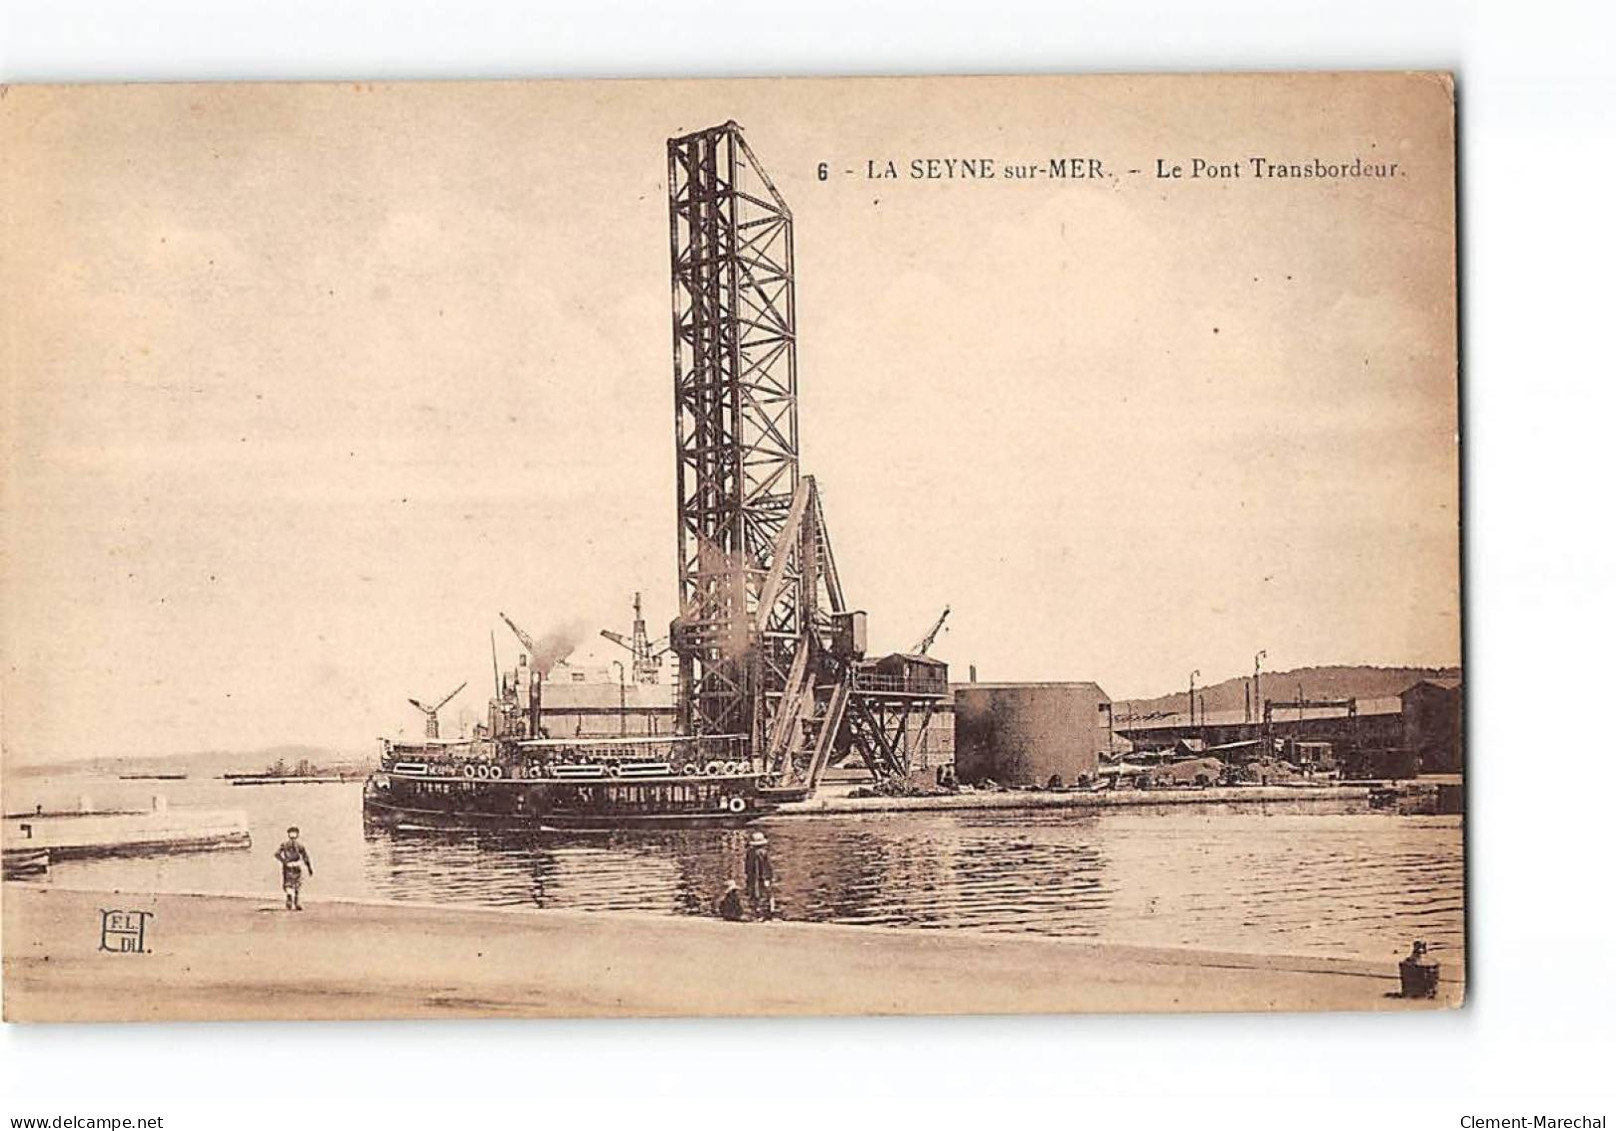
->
[1263,696,1360,765]
[913,606,950,656]
[407,681,466,739]
[498,611,577,674]
[499,611,542,667]
[499,611,573,738]
[600,592,671,683]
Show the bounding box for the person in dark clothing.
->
[716,881,745,922]
[744,830,774,920]
[274,826,314,911]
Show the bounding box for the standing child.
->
[274,826,314,911]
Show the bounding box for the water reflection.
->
[356,804,1462,960]
[32,776,1464,962]
[358,818,1115,933]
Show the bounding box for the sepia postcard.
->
[0,72,1461,1021]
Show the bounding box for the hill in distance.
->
[15,665,1461,776]
[12,744,374,781]
[1119,664,1462,718]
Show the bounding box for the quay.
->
[2,805,251,864]
[774,782,1374,818]
[3,883,1462,1021]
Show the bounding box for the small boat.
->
[2,846,51,879]
[225,775,351,786]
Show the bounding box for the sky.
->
[0,74,1459,762]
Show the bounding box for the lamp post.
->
[1253,650,1266,727]
[612,660,627,736]
[1296,680,1305,761]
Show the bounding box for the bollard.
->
[1398,941,1440,999]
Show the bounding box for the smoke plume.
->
[528,620,585,676]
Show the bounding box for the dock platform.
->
[774,782,1374,818]
[2,807,251,862]
[3,883,1462,1021]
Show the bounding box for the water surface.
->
[17,775,1464,963]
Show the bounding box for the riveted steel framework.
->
[667,122,945,781]
[668,122,804,747]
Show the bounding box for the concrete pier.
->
[2,807,251,861]
[3,883,1462,1021]
[775,783,1373,818]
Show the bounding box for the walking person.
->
[274,826,314,911]
[744,830,775,920]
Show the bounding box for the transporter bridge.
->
[663,121,944,791]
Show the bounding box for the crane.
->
[499,611,570,739]
[498,611,580,673]
[600,591,671,683]
[499,611,543,665]
[912,606,950,656]
[408,681,466,739]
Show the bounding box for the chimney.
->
[532,671,544,738]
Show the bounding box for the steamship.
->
[363,640,800,829]
[363,732,793,830]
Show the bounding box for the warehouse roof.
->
[1117,696,1403,732]
[950,681,1108,694]
[1404,677,1462,693]
[873,652,949,667]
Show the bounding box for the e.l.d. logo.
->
[98,909,153,953]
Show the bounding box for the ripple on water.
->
[37,779,1464,963]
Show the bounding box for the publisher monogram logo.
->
[98,909,153,954]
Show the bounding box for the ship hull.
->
[363,771,781,830]
[367,731,800,830]
[362,795,761,831]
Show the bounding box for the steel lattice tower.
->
[668,122,806,747]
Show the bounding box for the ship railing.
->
[382,734,753,776]
[515,733,749,763]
